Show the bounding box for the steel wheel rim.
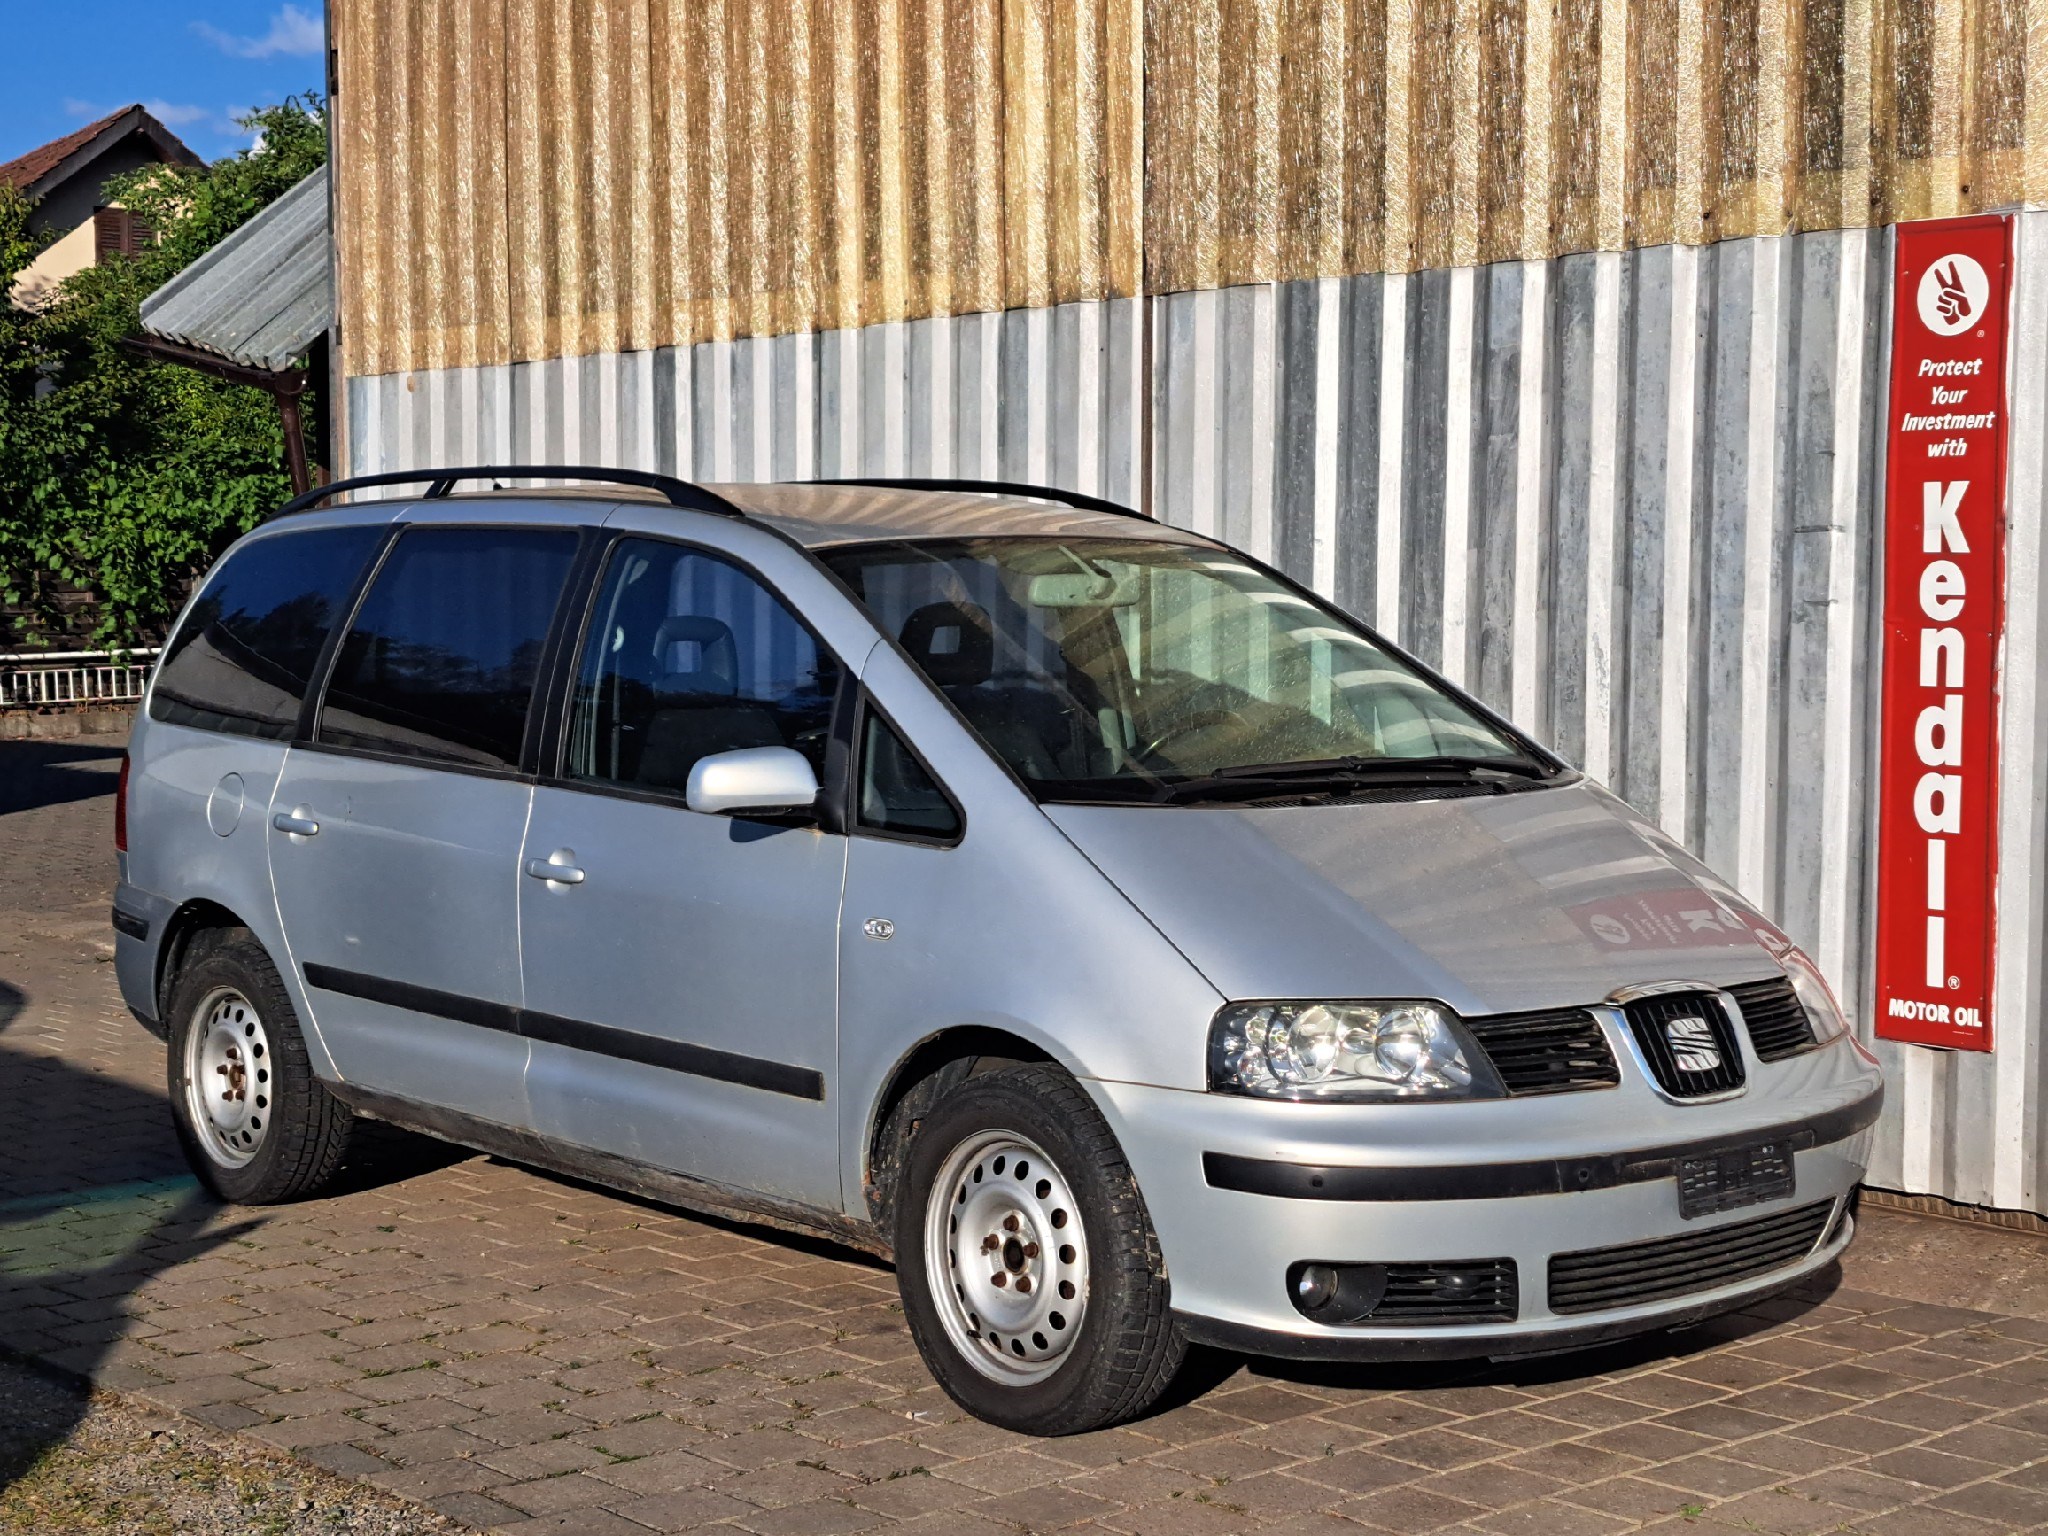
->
[924,1130,1090,1385]
[184,987,273,1168]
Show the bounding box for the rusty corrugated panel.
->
[333,0,2048,376]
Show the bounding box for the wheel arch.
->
[862,1025,1059,1222]
[155,898,255,1020]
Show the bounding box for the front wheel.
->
[893,1064,1185,1434]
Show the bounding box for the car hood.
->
[1043,779,1787,1015]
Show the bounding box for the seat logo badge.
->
[863,917,896,941]
[1664,1015,1722,1073]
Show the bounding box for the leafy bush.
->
[0,97,326,650]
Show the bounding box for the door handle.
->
[272,809,319,837]
[525,854,586,886]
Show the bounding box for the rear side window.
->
[150,525,384,739]
[318,527,578,768]
[858,711,961,840]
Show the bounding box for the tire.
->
[892,1062,1186,1435]
[165,927,352,1204]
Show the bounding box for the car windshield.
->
[823,536,1552,804]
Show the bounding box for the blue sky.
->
[0,2,325,166]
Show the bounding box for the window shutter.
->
[92,208,149,263]
[93,207,123,263]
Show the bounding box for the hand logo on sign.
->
[1933,265,1971,326]
[1918,254,1990,336]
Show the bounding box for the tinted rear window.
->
[318,526,578,768]
[149,525,385,739]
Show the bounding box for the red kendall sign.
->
[1873,216,2012,1051]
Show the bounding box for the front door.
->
[518,536,848,1209]
[269,523,580,1129]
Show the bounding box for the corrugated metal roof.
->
[140,164,331,373]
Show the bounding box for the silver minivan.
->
[115,469,1883,1435]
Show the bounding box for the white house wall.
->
[345,213,2048,1216]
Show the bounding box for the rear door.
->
[268,520,582,1129]
[516,533,851,1208]
[128,520,387,1042]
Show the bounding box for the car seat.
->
[636,615,782,790]
[898,601,1080,781]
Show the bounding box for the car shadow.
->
[0,738,127,817]
[0,977,238,1491]
[0,974,475,1493]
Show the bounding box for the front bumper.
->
[1176,1226,1848,1361]
[1091,1045,1882,1362]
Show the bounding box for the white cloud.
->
[141,100,217,130]
[66,96,212,129]
[193,4,323,60]
[64,96,257,150]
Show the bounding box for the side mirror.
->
[686,746,821,818]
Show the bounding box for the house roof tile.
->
[0,106,202,197]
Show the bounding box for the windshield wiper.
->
[1034,755,1557,807]
[1149,770,1531,806]
[1209,753,1552,782]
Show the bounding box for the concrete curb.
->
[0,706,136,741]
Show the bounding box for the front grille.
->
[1465,1007,1620,1096]
[1729,977,1818,1062]
[1622,991,1747,1097]
[1547,1202,1833,1315]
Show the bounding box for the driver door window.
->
[564,538,841,794]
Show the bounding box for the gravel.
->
[0,1352,473,1536]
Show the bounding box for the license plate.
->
[1676,1139,1795,1219]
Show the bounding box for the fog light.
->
[1294,1263,1340,1312]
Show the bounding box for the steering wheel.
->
[1137,709,1241,764]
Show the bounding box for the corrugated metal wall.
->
[332,0,2048,375]
[347,212,2048,1213]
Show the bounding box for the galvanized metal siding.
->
[346,296,1146,501]
[346,212,2048,1215]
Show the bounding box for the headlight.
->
[1208,1001,1506,1101]
[1782,950,1850,1044]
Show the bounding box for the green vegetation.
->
[0,97,325,649]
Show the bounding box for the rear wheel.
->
[166,928,352,1204]
[893,1063,1185,1434]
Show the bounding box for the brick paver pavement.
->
[9,733,2048,1535]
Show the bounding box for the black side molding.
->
[1203,1085,1883,1203]
[111,907,150,941]
[326,1081,887,1260]
[302,963,826,1101]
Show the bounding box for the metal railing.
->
[0,648,158,710]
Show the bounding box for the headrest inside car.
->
[652,615,738,696]
[900,602,996,688]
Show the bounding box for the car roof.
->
[694,482,1207,549]
[280,478,1213,552]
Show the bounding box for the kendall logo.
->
[1918,254,1990,337]
[1663,1016,1723,1073]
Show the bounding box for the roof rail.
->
[807,477,1149,522]
[271,465,744,521]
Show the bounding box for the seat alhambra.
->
[114,469,1883,1435]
